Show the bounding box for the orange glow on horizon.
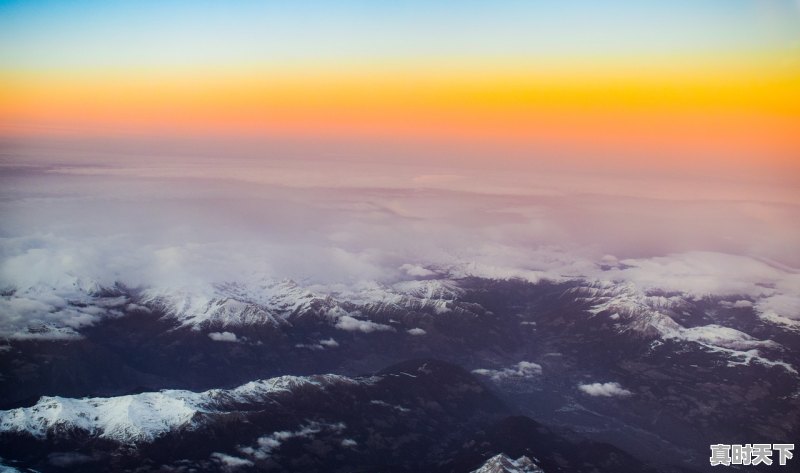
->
[2,57,799,173]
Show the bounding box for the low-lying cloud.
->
[335,316,394,333]
[473,361,543,382]
[0,158,798,339]
[578,382,633,397]
[208,331,238,342]
[237,421,346,460]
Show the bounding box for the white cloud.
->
[720,299,753,309]
[208,331,238,342]
[600,254,618,265]
[473,361,542,382]
[407,327,426,336]
[1,162,799,341]
[210,452,253,469]
[676,325,774,351]
[755,293,800,329]
[369,400,411,412]
[600,252,800,330]
[319,337,339,347]
[335,315,394,333]
[603,252,784,299]
[578,382,632,397]
[341,438,357,447]
[399,264,435,277]
[237,422,346,460]
[297,337,340,350]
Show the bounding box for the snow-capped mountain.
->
[471,454,544,473]
[569,281,687,337]
[1,392,200,443]
[319,278,475,318]
[571,281,797,374]
[1,275,797,473]
[140,279,343,329]
[0,360,656,473]
[0,373,357,443]
[135,278,474,332]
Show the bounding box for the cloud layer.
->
[0,159,798,338]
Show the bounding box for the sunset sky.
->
[1,0,799,180]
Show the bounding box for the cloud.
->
[319,337,339,347]
[1,163,798,340]
[473,361,542,382]
[600,252,800,329]
[296,337,340,350]
[210,452,254,469]
[369,400,411,412]
[335,315,394,333]
[600,254,618,265]
[677,325,774,351]
[755,293,800,328]
[407,327,426,336]
[208,331,238,342]
[603,252,784,299]
[399,264,435,277]
[578,382,632,397]
[720,300,753,309]
[237,421,346,460]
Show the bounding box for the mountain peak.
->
[472,453,544,473]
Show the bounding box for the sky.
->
[0,1,799,337]
[1,1,799,179]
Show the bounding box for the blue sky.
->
[2,0,798,69]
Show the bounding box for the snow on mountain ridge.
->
[391,279,463,300]
[571,281,686,338]
[1,275,474,338]
[140,279,347,329]
[573,282,796,373]
[140,278,470,330]
[0,392,202,442]
[329,279,469,317]
[471,453,545,473]
[0,373,360,443]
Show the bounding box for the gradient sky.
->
[1,1,799,179]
